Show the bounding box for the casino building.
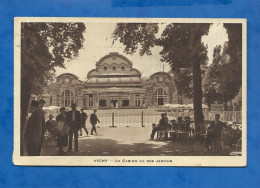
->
[40,52,191,109]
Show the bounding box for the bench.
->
[156,130,170,140]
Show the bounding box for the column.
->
[96,93,99,108]
[77,95,83,107]
[131,93,135,107]
[118,93,122,108]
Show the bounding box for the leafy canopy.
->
[202,24,242,105]
[113,23,210,97]
[113,23,210,124]
[21,22,86,93]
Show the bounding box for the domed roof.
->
[86,76,142,85]
[96,52,133,67]
[57,73,79,79]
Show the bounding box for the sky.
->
[55,22,228,81]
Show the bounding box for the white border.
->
[13,17,247,166]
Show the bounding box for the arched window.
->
[61,89,75,107]
[154,88,167,105]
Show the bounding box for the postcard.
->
[13,17,246,166]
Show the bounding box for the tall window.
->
[155,88,167,105]
[135,94,141,107]
[99,97,107,107]
[61,89,75,107]
[122,96,129,107]
[89,94,94,107]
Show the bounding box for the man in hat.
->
[206,114,228,152]
[66,103,81,152]
[90,109,100,135]
[150,113,167,140]
[24,100,45,156]
[79,108,88,136]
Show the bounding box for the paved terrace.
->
[41,127,224,156]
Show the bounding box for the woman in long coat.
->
[56,107,68,154]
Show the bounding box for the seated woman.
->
[150,113,168,140]
[171,119,178,131]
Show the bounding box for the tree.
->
[202,45,226,110]
[113,23,210,126]
[202,24,242,110]
[218,24,242,109]
[21,22,86,155]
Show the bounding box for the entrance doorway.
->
[158,98,164,105]
[154,88,167,106]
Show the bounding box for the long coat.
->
[90,113,100,125]
[66,110,81,130]
[24,109,45,145]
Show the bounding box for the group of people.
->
[24,101,100,155]
[150,113,191,140]
[150,113,228,152]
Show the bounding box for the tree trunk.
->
[20,74,34,155]
[192,60,204,131]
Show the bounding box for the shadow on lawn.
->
[46,137,224,156]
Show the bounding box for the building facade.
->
[40,52,190,109]
[44,73,85,107]
[83,52,145,109]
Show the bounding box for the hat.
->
[30,100,39,107]
[38,99,46,104]
[93,109,97,111]
[60,107,66,112]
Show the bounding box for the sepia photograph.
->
[13,17,246,166]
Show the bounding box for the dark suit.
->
[80,112,88,135]
[67,110,81,151]
[150,117,168,139]
[90,113,100,135]
[206,120,227,150]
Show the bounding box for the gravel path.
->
[41,127,225,156]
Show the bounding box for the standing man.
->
[66,103,81,152]
[37,99,46,155]
[79,108,88,136]
[206,114,228,152]
[90,109,100,135]
[24,100,45,156]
